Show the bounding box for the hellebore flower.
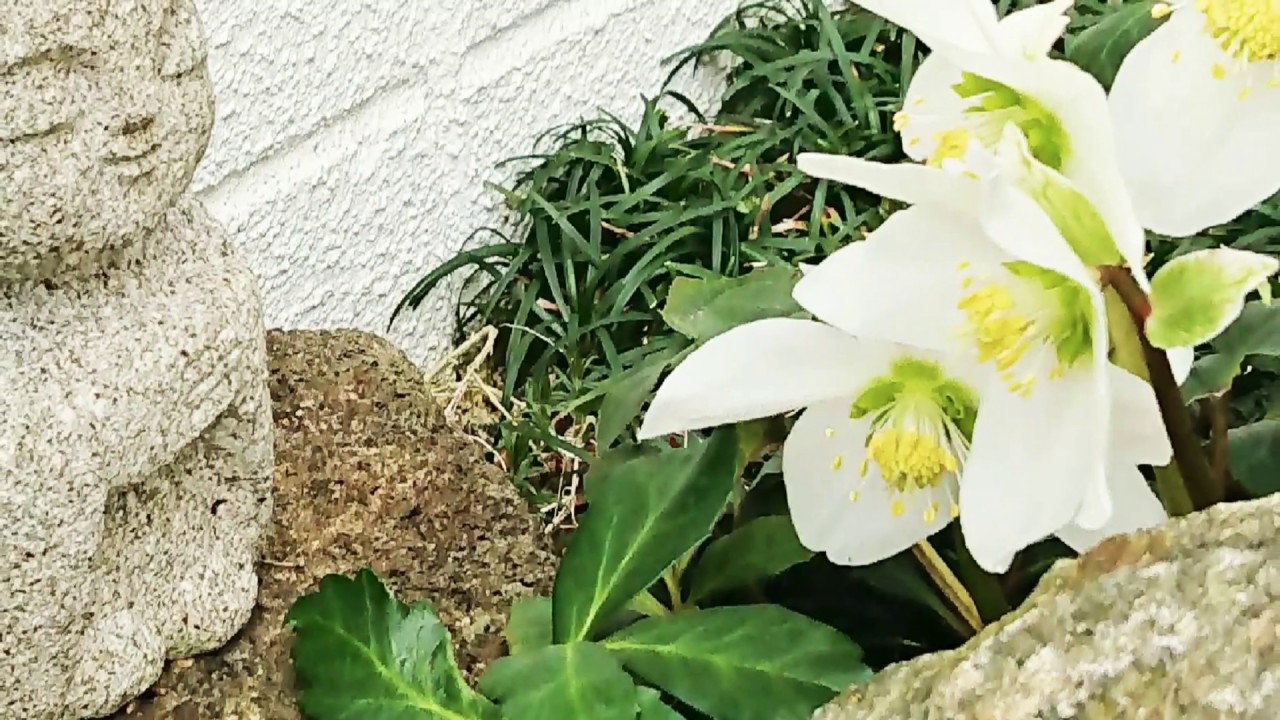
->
[637,261,1170,572]
[1109,0,1280,236]
[854,0,1153,278]
[782,160,1171,570]
[638,319,983,565]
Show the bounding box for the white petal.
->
[959,362,1108,572]
[796,154,981,214]
[1107,363,1171,466]
[793,204,1007,350]
[1054,461,1168,553]
[783,401,950,565]
[637,318,897,439]
[900,52,967,164]
[996,0,1072,56]
[1110,11,1280,236]
[978,173,1096,289]
[943,48,1151,269]
[852,0,1000,53]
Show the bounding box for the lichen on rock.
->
[814,493,1280,720]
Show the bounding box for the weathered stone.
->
[0,2,272,718]
[813,494,1280,720]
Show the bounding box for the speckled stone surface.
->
[814,494,1280,720]
[0,2,273,718]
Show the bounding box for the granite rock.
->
[813,494,1280,720]
[0,1,272,718]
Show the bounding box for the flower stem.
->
[1100,266,1219,512]
[912,540,983,635]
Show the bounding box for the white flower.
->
[638,319,981,565]
[637,275,1170,572]
[783,161,1171,570]
[856,0,1152,277]
[1109,0,1280,236]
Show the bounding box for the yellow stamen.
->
[893,111,910,132]
[1171,49,1182,63]
[1152,2,1174,18]
[849,490,860,503]
[831,455,844,471]
[866,428,958,493]
[1196,0,1280,63]
[923,503,939,524]
[1212,62,1228,79]
[926,127,973,167]
[951,504,961,519]
[957,283,1035,379]
[824,427,836,438]
[891,499,906,517]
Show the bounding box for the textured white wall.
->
[191,0,741,366]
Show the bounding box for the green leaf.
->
[637,688,685,720]
[686,515,814,604]
[553,427,740,643]
[1181,302,1280,400]
[1147,248,1279,350]
[478,643,638,720]
[505,596,553,656]
[1227,419,1280,496]
[597,348,680,450]
[583,442,665,506]
[661,265,806,342]
[287,569,499,720]
[1065,0,1164,91]
[604,605,870,720]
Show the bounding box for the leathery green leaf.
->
[553,427,740,642]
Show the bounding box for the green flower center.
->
[836,358,978,521]
[950,72,1071,172]
[956,260,1094,395]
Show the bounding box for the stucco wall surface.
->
[192,0,742,366]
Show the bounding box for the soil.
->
[111,329,557,720]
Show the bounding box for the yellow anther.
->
[891,499,907,517]
[1240,85,1253,99]
[1213,62,1228,79]
[859,456,872,477]
[950,504,961,519]
[831,455,844,471]
[1171,49,1183,63]
[926,127,973,167]
[849,490,860,503]
[893,111,910,131]
[1196,0,1280,63]
[959,284,1035,374]
[866,429,957,493]
[912,97,927,107]
[824,427,836,438]
[924,503,938,524]
[956,261,971,271]
[1152,2,1174,18]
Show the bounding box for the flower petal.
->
[851,0,999,53]
[637,318,897,439]
[1107,363,1171,466]
[1109,11,1280,236]
[899,53,967,164]
[1054,461,1168,553]
[793,204,1008,350]
[796,154,981,214]
[783,400,949,565]
[996,0,1072,56]
[959,361,1108,572]
[1146,248,1280,350]
[942,48,1151,270]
